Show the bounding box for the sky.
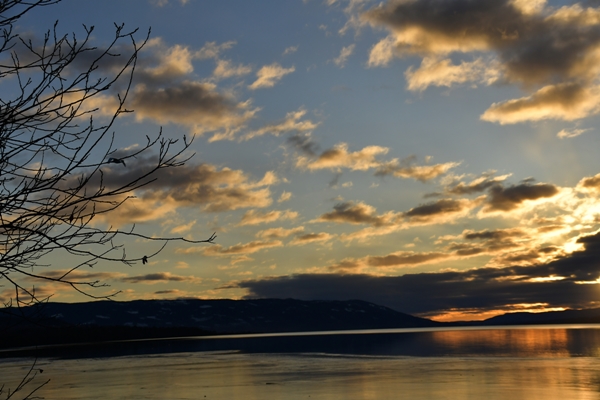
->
[8,0,600,322]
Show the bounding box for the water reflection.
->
[428,328,572,357]
[3,351,600,400]
[4,325,600,359]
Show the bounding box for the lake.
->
[2,325,600,399]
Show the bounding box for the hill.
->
[0,298,440,349]
[479,308,600,326]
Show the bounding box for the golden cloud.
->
[480,83,600,124]
[201,240,283,256]
[256,226,305,239]
[238,209,299,226]
[289,232,335,246]
[248,63,295,89]
[298,143,457,181]
[363,0,600,122]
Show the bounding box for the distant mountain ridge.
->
[1,298,440,335]
[476,307,600,326]
[4,299,600,352]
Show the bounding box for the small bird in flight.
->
[142,255,148,265]
[107,157,126,166]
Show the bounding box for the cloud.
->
[557,127,593,139]
[362,0,600,123]
[374,156,460,182]
[256,226,305,239]
[462,228,525,241]
[195,41,237,60]
[242,108,319,140]
[151,0,189,6]
[283,46,299,55]
[482,182,559,212]
[234,231,600,319]
[405,57,500,91]
[403,198,475,223]
[297,144,457,181]
[36,270,127,282]
[88,39,259,141]
[445,173,512,195]
[367,35,397,67]
[319,196,480,243]
[88,157,278,220]
[363,0,600,82]
[480,83,600,124]
[201,240,283,256]
[298,142,389,171]
[333,44,355,67]
[318,201,397,226]
[131,81,258,137]
[328,251,449,272]
[121,272,201,284]
[170,220,196,234]
[289,232,335,246]
[248,63,295,89]
[212,59,252,80]
[278,191,292,203]
[287,133,320,156]
[578,173,600,192]
[238,209,299,226]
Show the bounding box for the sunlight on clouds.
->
[195,41,237,60]
[93,161,278,223]
[289,232,335,246]
[256,226,305,239]
[277,191,292,203]
[578,173,600,192]
[212,59,252,80]
[132,81,259,136]
[405,57,500,91]
[174,261,190,269]
[528,276,566,283]
[121,272,202,284]
[317,201,398,227]
[298,143,389,171]
[333,44,355,67]
[363,0,600,123]
[480,83,600,124]
[170,220,196,234]
[243,108,319,140]
[296,143,458,181]
[547,4,600,26]
[98,38,263,140]
[479,182,560,214]
[200,240,283,256]
[509,0,546,15]
[375,158,460,182]
[238,209,299,226]
[145,43,194,79]
[557,127,593,139]
[248,63,295,90]
[367,35,397,67]
[283,45,298,55]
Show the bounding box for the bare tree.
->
[0,2,215,313]
[0,0,217,398]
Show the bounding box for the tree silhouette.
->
[0,0,217,397]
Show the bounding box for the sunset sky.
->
[11,0,600,322]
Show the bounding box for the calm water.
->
[3,325,600,399]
